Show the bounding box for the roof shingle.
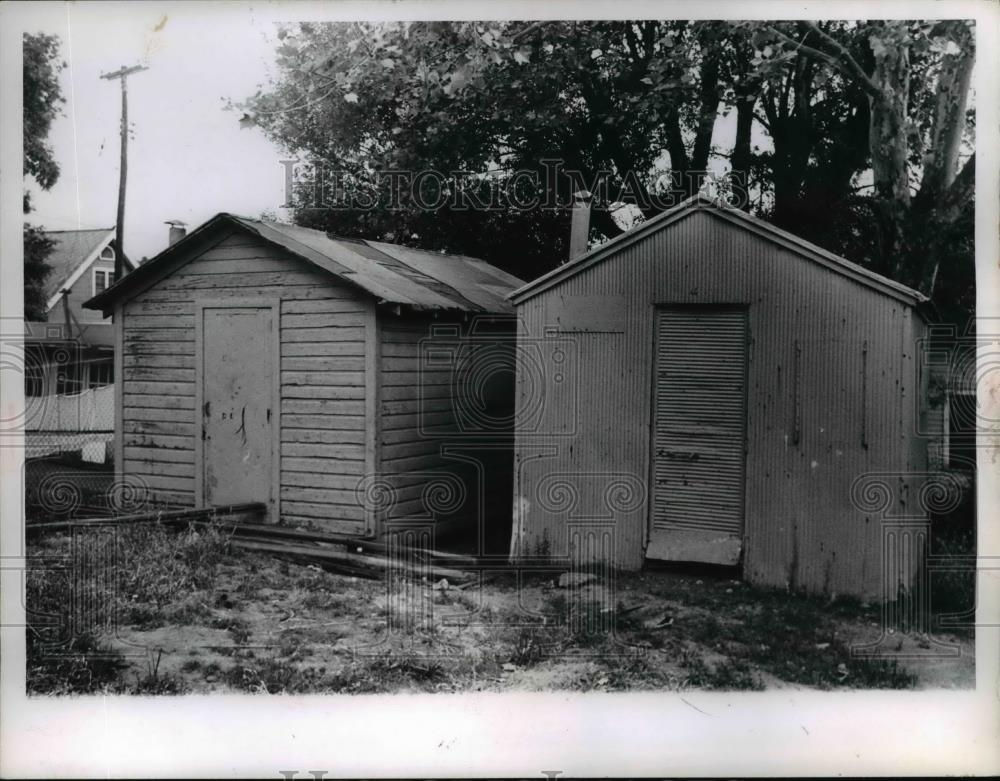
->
[42,228,115,301]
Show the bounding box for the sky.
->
[20,4,978,262]
[19,3,770,264]
[25,3,291,262]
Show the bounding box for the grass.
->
[26,522,231,695]
[210,614,252,645]
[655,581,917,689]
[118,524,233,608]
[474,579,918,690]
[928,470,976,636]
[217,651,454,695]
[680,652,764,691]
[27,520,952,694]
[26,632,128,695]
[929,526,976,636]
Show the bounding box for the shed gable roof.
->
[508,196,927,307]
[84,213,524,315]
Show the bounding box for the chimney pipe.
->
[166,219,187,246]
[568,190,592,262]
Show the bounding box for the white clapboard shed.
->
[86,213,524,540]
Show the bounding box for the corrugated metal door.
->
[201,306,274,509]
[647,307,748,565]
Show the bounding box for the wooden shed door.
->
[199,305,275,511]
[647,307,748,566]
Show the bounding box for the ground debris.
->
[557,572,597,588]
[25,527,970,694]
[643,613,675,629]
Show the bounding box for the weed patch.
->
[680,652,764,691]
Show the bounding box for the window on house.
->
[93,268,116,295]
[88,361,113,389]
[100,246,115,261]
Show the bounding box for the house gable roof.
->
[84,213,525,316]
[508,196,928,307]
[42,227,138,312]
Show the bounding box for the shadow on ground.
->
[25,526,974,694]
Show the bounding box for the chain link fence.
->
[23,334,117,522]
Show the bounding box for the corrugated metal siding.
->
[512,209,927,598]
[236,217,522,313]
[651,308,748,536]
[121,229,371,532]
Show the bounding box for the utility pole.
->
[100,64,147,281]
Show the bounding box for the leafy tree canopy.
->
[23,32,65,321]
[24,32,65,196]
[240,20,975,322]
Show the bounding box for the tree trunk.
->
[870,21,976,294]
[731,94,755,210]
[691,54,721,171]
[663,106,689,175]
[867,24,913,281]
[916,21,975,209]
[915,153,975,296]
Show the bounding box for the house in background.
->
[24,228,138,460]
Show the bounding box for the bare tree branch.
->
[766,25,883,100]
[766,27,839,68]
[799,22,882,98]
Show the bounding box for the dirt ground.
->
[109,559,975,693]
[26,526,974,694]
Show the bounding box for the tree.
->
[23,32,65,321]
[740,22,874,230]
[761,20,975,297]
[240,21,756,279]
[240,20,975,316]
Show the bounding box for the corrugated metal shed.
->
[511,195,927,307]
[509,198,930,600]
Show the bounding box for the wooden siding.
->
[378,319,463,522]
[121,228,371,532]
[377,317,516,549]
[57,257,116,326]
[511,209,928,599]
